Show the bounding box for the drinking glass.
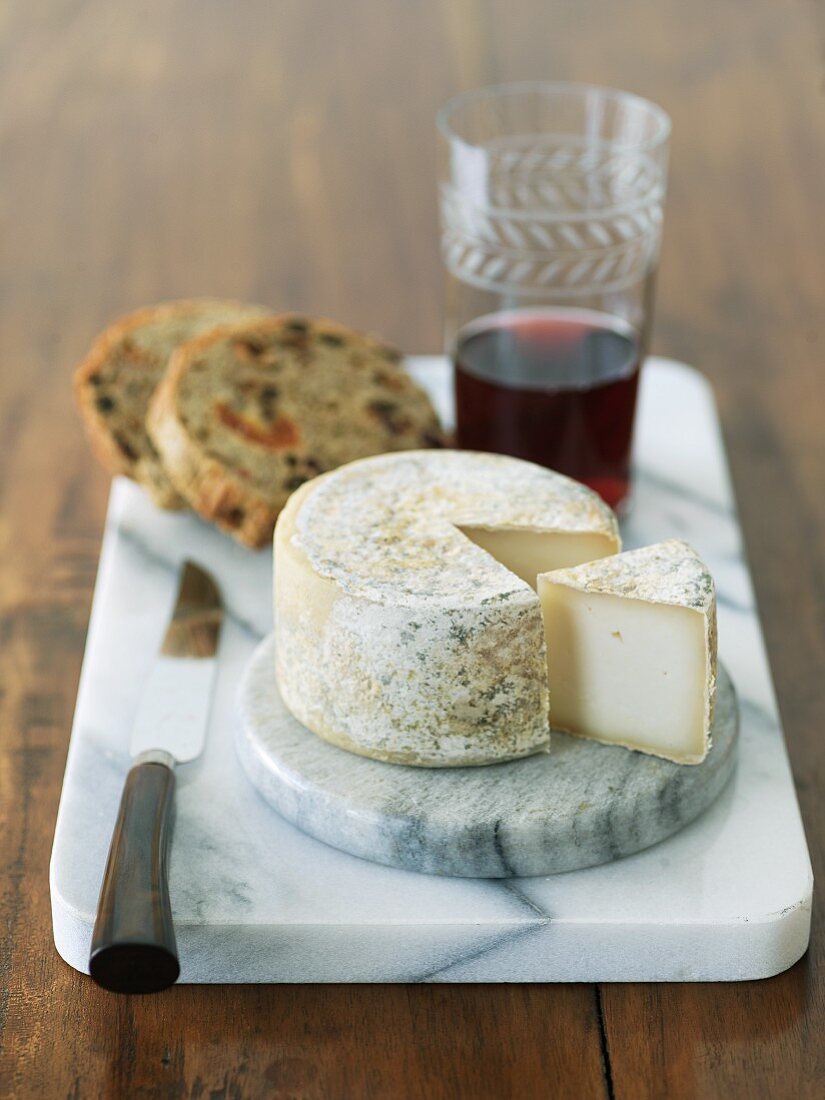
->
[437,82,670,510]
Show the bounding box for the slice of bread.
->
[74,299,270,508]
[147,314,447,547]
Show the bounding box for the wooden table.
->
[1,1,822,1096]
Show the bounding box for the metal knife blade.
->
[130,561,223,763]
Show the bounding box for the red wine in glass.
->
[453,308,642,510]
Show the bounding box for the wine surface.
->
[454,308,641,509]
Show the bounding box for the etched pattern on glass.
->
[440,140,666,298]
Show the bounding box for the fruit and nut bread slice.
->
[74,299,270,508]
[147,314,447,547]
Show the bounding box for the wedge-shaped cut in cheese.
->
[274,449,620,767]
[459,527,619,589]
[538,539,717,764]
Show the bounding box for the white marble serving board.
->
[50,357,813,982]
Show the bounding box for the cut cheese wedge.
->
[538,540,717,764]
[274,449,620,766]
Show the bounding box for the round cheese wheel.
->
[274,449,620,767]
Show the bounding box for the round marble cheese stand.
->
[236,633,739,878]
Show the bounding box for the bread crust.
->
[73,299,270,508]
[147,314,447,548]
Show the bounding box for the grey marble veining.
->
[238,635,739,878]
[49,358,813,982]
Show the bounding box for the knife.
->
[89,560,223,994]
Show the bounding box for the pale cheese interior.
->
[458,527,617,589]
[538,579,707,762]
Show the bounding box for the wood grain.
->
[0,0,822,1096]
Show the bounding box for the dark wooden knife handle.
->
[89,760,180,993]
